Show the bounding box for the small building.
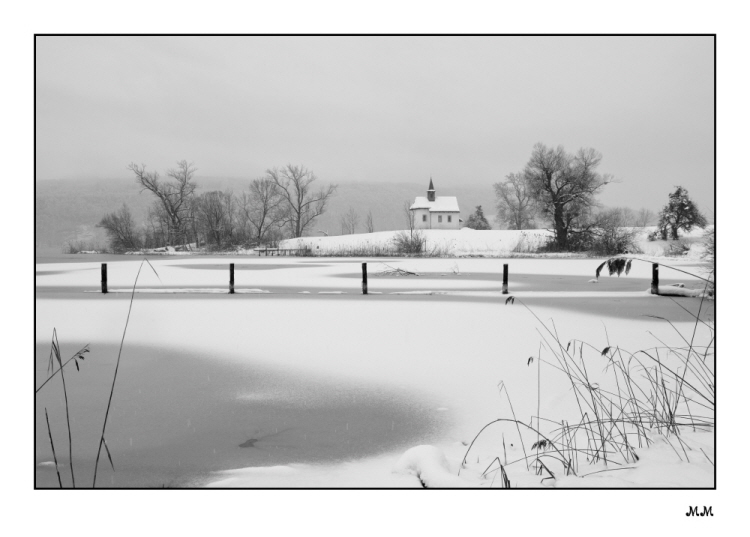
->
[410,178,461,230]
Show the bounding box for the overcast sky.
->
[36,35,714,211]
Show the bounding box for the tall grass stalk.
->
[44,408,63,488]
[93,258,159,487]
[36,344,89,394]
[596,256,714,286]
[48,329,75,487]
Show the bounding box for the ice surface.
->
[35,254,714,488]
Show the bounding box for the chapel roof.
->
[410,196,460,212]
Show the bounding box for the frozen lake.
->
[36,342,446,488]
[35,255,714,487]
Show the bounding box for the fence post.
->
[229,263,235,294]
[101,263,108,294]
[502,263,508,295]
[362,262,368,295]
[651,263,659,295]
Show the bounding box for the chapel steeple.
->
[427,177,436,202]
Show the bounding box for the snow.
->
[410,196,461,212]
[36,254,710,293]
[35,254,714,490]
[648,286,710,297]
[208,455,418,488]
[280,226,711,258]
[281,229,553,256]
[552,432,714,488]
[111,226,711,259]
[85,288,271,294]
[390,290,448,295]
[392,445,473,488]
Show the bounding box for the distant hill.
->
[35,177,498,254]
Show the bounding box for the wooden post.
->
[229,263,235,294]
[362,262,368,295]
[101,263,108,294]
[502,263,508,294]
[651,263,659,295]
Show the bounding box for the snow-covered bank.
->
[282,228,553,256]
[84,226,711,260]
[280,226,711,258]
[208,430,714,488]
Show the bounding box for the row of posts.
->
[99,262,661,296]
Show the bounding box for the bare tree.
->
[494,172,537,230]
[193,191,236,248]
[266,165,337,238]
[97,204,141,252]
[144,201,169,248]
[340,207,360,235]
[634,208,656,228]
[404,200,416,234]
[241,177,285,245]
[393,201,424,254]
[365,210,375,233]
[523,144,612,249]
[128,160,197,247]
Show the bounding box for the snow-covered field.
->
[35,252,714,488]
[280,226,710,258]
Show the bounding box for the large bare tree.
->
[494,172,537,230]
[266,165,337,238]
[128,160,197,247]
[523,144,611,249]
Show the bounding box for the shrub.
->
[665,241,691,257]
[392,230,425,255]
[537,229,594,253]
[538,208,642,255]
[588,208,641,255]
[63,240,107,254]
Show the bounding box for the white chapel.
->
[409,178,461,230]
